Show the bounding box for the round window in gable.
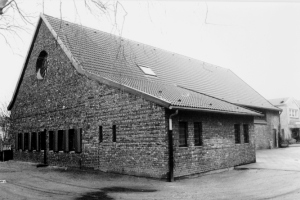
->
[36,50,48,80]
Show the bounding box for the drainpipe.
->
[278,110,282,147]
[168,110,178,182]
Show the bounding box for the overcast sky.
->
[1,0,300,105]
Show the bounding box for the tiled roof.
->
[42,15,278,111]
[268,97,289,106]
[7,14,271,116]
[88,71,260,115]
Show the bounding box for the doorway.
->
[291,129,300,142]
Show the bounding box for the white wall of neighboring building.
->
[277,98,300,139]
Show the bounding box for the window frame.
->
[68,129,76,152]
[234,124,241,144]
[38,131,46,151]
[289,108,299,118]
[17,133,23,150]
[24,133,29,151]
[49,131,54,151]
[99,126,103,143]
[57,130,64,152]
[138,65,157,77]
[194,122,203,146]
[31,132,37,151]
[112,125,116,142]
[179,122,188,147]
[36,50,48,80]
[243,124,249,143]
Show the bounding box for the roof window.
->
[138,65,156,76]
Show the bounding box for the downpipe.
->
[168,110,178,182]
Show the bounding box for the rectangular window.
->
[289,108,299,118]
[58,130,64,151]
[234,124,241,144]
[75,129,82,153]
[112,125,116,142]
[243,124,249,143]
[138,65,157,76]
[24,133,29,150]
[194,122,202,146]
[49,131,54,151]
[179,122,188,147]
[31,132,37,151]
[99,126,103,143]
[39,131,46,151]
[18,133,23,150]
[69,129,75,152]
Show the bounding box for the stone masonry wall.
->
[167,110,256,178]
[10,21,169,179]
[254,110,280,150]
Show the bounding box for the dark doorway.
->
[291,129,300,142]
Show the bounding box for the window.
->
[243,124,249,143]
[31,132,37,151]
[17,133,23,150]
[234,124,241,144]
[49,131,54,151]
[74,129,82,153]
[39,131,46,151]
[112,125,116,142]
[138,65,157,76]
[53,129,82,153]
[36,51,48,80]
[99,126,103,143]
[58,130,64,151]
[179,122,188,147]
[68,129,75,152]
[289,109,299,118]
[194,122,202,146]
[24,133,29,150]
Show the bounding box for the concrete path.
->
[1,147,300,200]
[236,144,300,171]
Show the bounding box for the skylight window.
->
[138,65,156,76]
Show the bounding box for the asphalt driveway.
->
[0,146,300,200]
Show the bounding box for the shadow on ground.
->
[76,187,157,200]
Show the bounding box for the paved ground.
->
[236,144,300,171]
[0,146,300,200]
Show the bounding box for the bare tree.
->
[0,101,10,142]
[0,0,126,43]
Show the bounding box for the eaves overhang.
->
[169,106,263,117]
[8,17,43,110]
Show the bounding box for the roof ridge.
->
[42,14,228,71]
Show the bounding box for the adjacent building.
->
[269,97,300,142]
[8,14,280,180]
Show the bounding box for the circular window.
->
[36,50,48,80]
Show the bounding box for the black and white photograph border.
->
[1,0,300,199]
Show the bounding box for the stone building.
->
[8,14,278,180]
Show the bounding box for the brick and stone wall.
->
[254,110,280,150]
[167,110,256,178]
[9,20,258,179]
[10,21,169,179]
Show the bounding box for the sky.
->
[1,0,300,105]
